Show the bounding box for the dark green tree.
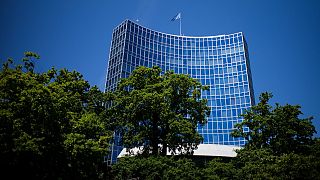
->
[109,66,210,156]
[0,52,112,179]
[202,158,237,180]
[233,148,278,179]
[230,92,320,179]
[233,147,320,180]
[112,156,201,180]
[232,92,316,154]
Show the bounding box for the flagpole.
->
[179,16,181,36]
[171,13,182,35]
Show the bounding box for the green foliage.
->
[109,66,210,156]
[112,156,201,180]
[0,52,112,179]
[232,92,316,154]
[233,148,320,180]
[274,152,320,179]
[202,158,236,180]
[229,92,320,179]
[233,148,278,179]
[2,52,319,179]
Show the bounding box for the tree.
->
[0,52,111,179]
[232,147,320,180]
[109,66,210,156]
[233,148,278,179]
[202,158,237,180]
[112,156,201,180]
[230,92,320,179]
[232,92,316,155]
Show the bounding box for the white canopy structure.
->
[117,144,241,158]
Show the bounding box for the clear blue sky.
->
[1,0,319,136]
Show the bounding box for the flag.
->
[171,13,181,21]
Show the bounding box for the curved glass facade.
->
[105,20,254,163]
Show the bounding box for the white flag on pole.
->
[171,13,181,21]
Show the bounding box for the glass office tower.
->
[105,20,254,164]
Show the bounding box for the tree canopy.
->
[232,92,316,155]
[112,156,201,180]
[230,92,320,179]
[0,52,112,179]
[2,52,319,179]
[108,66,210,156]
